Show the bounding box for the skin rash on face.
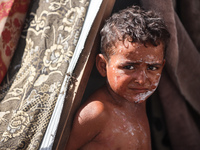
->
[105,41,165,104]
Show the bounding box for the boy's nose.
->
[135,70,147,85]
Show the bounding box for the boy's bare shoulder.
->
[65,87,109,150]
[78,87,109,125]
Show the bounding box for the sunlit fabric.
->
[0,0,90,149]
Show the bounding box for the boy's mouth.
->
[129,88,149,93]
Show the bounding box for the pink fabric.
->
[0,0,30,83]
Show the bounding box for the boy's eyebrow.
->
[122,61,163,65]
[145,61,164,65]
[148,63,163,66]
[119,61,142,66]
[126,62,140,65]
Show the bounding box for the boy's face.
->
[99,41,165,104]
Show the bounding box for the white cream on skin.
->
[134,75,161,104]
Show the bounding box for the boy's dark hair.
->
[100,5,170,59]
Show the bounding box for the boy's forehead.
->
[114,41,164,52]
[111,41,164,61]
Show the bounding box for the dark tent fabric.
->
[140,0,200,150]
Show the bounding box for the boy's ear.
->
[96,54,107,77]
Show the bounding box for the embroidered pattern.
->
[0,0,89,149]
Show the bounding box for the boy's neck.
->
[104,84,146,112]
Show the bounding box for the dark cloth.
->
[140,0,200,150]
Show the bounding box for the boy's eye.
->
[123,65,135,70]
[147,65,158,71]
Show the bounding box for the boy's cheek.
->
[108,75,127,90]
[113,68,126,75]
[107,67,126,80]
[151,81,159,90]
[151,76,161,89]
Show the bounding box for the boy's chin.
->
[134,98,147,104]
[123,96,147,104]
[134,90,154,104]
[124,92,153,104]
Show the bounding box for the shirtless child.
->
[66,5,170,150]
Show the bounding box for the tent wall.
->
[52,0,116,149]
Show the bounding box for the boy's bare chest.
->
[97,119,150,149]
[87,109,151,150]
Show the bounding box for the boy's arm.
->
[65,100,107,150]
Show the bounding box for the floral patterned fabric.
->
[0,0,30,84]
[0,0,89,149]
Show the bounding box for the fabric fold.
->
[140,0,200,149]
[0,0,90,149]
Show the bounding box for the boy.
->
[66,5,170,150]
